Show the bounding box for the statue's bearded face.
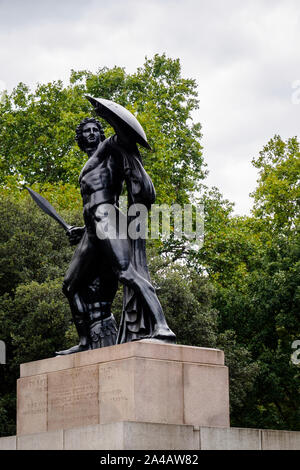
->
[82,122,101,149]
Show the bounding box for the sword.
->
[25,186,72,232]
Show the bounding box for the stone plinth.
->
[2,424,300,450]
[17,340,229,435]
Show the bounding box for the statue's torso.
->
[79,137,124,208]
[79,136,155,234]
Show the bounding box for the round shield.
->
[86,95,151,150]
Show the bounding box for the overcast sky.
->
[0,0,299,214]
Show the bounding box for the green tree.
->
[0,195,80,435]
[193,137,300,430]
[0,194,82,295]
[251,134,300,230]
[0,54,204,206]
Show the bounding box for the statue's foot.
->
[55,343,90,356]
[151,326,176,344]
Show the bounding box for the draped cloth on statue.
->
[115,144,156,344]
[117,237,154,343]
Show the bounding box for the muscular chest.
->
[79,153,124,194]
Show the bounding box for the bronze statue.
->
[53,96,176,354]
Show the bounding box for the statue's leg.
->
[82,273,119,349]
[56,231,100,355]
[97,234,175,343]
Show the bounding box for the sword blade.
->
[25,187,72,232]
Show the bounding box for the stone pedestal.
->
[17,340,230,436]
[2,423,300,450]
[0,343,298,449]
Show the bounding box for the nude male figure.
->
[57,101,175,355]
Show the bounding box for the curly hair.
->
[75,117,105,152]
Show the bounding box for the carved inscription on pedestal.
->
[17,374,47,435]
[99,359,135,424]
[47,365,99,431]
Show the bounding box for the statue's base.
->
[2,422,300,450]
[16,340,229,435]
[1,341,299,450]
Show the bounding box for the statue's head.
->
[75,117,105,152]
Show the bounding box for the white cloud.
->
[0,0,300,214]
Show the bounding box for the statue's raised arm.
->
[85,95,151,150]
[86,95,155,208]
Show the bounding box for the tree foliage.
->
[0,54,204,205]
[192,137,300,429]
[251,135,300,230]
